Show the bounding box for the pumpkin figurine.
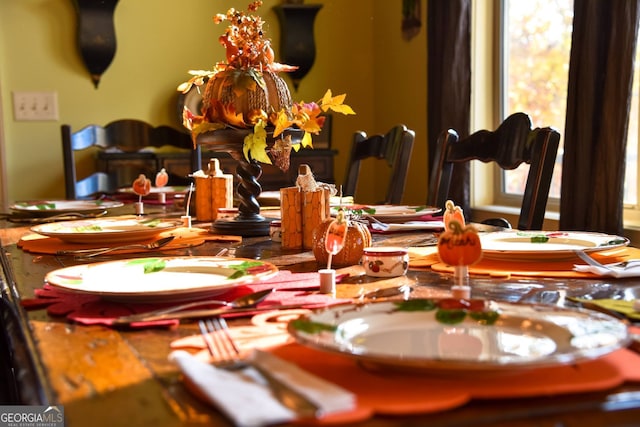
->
[437,219,482,295]
[443,199,465,231]
[154,168,169,204]
[132,174,151,197]
[132,174,151,215]
[312,211,372,268]
[155,168,169,188]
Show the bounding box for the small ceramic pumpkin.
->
[437,220,482,266]
[312,218,372,267]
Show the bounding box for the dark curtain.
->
[427,0,472,213]
[560,0,640,235]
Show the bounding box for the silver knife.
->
[111,302,335,325]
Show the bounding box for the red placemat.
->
[21,271,350,328]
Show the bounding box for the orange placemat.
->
[18,226,241,255]
[171,319,640,425]
[410,246,640,278]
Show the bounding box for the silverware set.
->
[198,316,319,418]
[56,235,176,258]
[574,250,640,272]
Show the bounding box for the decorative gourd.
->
[312,219,372,267]
[437,220,482,266]
[132,174,151,196]
[443,199,465,231]
[202,69,293,127]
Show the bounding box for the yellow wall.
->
[0,0,427,206]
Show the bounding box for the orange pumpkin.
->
[437,220,482,266]
[155,168,169,188]
[132,174,151,196]
[202,69,292,127]
[312,219,372,267]
[443,199,465,231]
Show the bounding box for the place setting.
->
[0,198,124,223]
[163,201,640,426]
[16,214,242,256]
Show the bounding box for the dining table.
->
[1,202,640,427]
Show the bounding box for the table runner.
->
[171,318,640,425]
[17,226,241,255]
[409,246,640,278]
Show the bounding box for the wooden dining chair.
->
[61,119,201,199]
[343,124,415,205]
[427,112,560,230]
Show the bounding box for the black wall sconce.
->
[273,3,322,91]
[71,0,119,88]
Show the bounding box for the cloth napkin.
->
[18,226,241,255]
[21,271,350,328]
[573,263,640,278]
[170,349,356,427]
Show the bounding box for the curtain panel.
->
[426,0,472,214]
[560,0,640,235]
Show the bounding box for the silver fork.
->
[56,235,175,258]
[574,250,640,270]
[198,318,319,418]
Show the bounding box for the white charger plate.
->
[288,299,629,375]
[480,231,629,261]
[45,256,278,302]
[31,217,180,244]
[10,200,123,216]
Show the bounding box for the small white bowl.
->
[361,246,409,277]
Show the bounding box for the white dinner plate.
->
[10,200,123,216]
[332,205,441,223]
[480,230,630,261]
[288,299,629,375]
[31,217,181,244]
[45,256,278,302]
[118,186,188,195]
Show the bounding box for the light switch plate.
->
[12,91,59,121]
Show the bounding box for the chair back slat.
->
[343,124,415,205]
[62,119,201,200]
[428,112,560,230]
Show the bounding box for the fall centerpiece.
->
[178,1,354,236]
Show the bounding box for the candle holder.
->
[197,127,303,236]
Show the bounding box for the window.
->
[499,0,572,204]
[495,0,640,227]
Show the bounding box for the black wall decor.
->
[273,4,322,91]
[72,0,119,88]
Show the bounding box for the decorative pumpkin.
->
[437,220,482,266]
[312,218,372,267]
[155,168,169,188]
[132,174,151,196]
[202,69,293,127]
[443,199,465,231]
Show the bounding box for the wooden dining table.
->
[1,205,640,427]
